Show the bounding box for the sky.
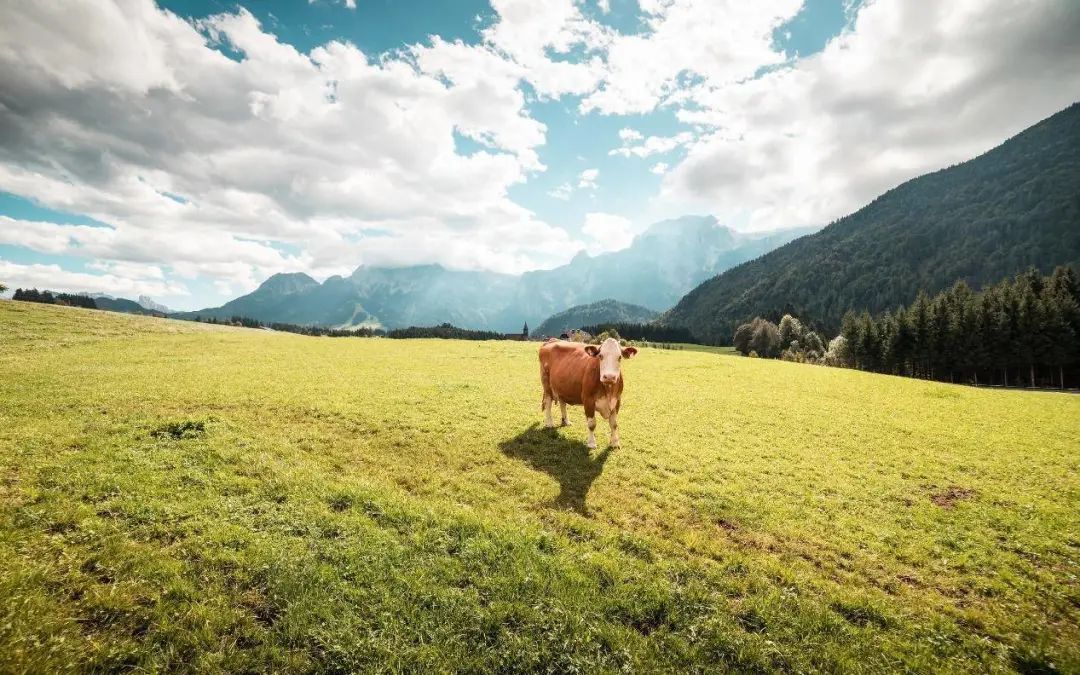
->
[0,0,1078,311]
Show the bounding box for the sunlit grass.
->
[1,301,1077,672]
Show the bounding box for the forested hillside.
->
[534,299,658,337]
[663,103,1080,344]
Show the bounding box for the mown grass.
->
[1,301,1078,673]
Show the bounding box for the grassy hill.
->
[664,102,1080,344]
[1,301,1078,672]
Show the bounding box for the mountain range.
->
[663,102,1080,344]
[178,218,815,332]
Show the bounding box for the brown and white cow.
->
[538,337,638,448]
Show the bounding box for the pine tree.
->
[930,295,951,380]
[910,291,932,377]
[852,312,877,371]
[1042,295,1075,388]
[1017,284,1041,387]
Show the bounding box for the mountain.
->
[92,295,162,315]
[180,218,814,332]
[138,295,171,314]
[662,102,1080,344]
[534,299,659,337]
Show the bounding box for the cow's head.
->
[584,337,638,385]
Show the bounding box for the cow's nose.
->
[601,374,616,384]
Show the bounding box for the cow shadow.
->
[499,423,611,516]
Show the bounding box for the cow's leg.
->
[559,401,570,426]
[583,400,597,449]
[608,410,620,448]
[541,363,555,428]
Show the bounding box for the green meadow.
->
[1,301,1077,673]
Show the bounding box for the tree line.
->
[385,323,502,340]
[193,316,508,341]
[839,266,1079,389]
[12,288,98,309]
[579,322,697,344]
[192,315,383,337]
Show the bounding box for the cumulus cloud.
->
[0,260,187,298]
[581,1,802,115]
[577,168,600,189]
[0,1,581,307]
[650,162,668,175]
[548,183,574,200]
[479,0,609,98]
[661,0,1080,230]
[610,131,694,158]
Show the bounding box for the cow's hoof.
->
[586,439,597,449]
[610,442,620,449]
[560,420,571,427]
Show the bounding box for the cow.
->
[538,337,638,449]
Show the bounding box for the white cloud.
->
[662,0,1080,230]
[578,168,600,189]
[581,212,635,253]
[86,260,166,280]
[610,131,694,158]
[479,0,609,98]
[0,1,582,307]
[0,260,188,298]
[597,0,611,14]
[581,1,802,115]
[548,183,574,200]
[1,0,1077,307]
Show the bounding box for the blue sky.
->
[1,0,1078,310]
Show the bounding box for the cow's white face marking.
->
[593,338,624,386]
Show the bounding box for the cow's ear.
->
[584,345,600,357]
[621,346,638,359]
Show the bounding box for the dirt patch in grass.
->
[150,420,206,440]
[716,518,739,532]
[930,486,975,509]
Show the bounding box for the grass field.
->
[1,301,1078,673]
[635,341,738,355]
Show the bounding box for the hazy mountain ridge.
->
[662,102,1080,344]
[179,218,815,331]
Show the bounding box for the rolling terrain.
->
[664,102,1080,344]
[1,302,1078,672]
